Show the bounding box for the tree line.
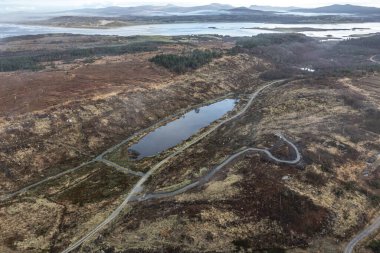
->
[150,49,222,74]
[0,41,165,72]
[341,34,380,50]
[235,33,310,49]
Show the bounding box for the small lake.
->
[1,22,380,39]
[128,98,237,160]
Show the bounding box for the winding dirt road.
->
[343,57,380,253]
[61,80,286,253]
[136,133,301,202]
[344,216,380,253]
[370,55,380,64]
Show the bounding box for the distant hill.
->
[250,5,298,12]
[70,4,234,16]
[292,4,380,14]
[228,7,267,14]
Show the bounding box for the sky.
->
[1,0,379,13]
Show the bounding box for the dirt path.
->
[0,161,95,201]
[370,55,380,64]
[135,133,301,201]
[0,93,233,201]
[99,159,145,177]
[344,216,380,253]
[0,157,143,202]
[343,57,380,253]
[61,80,286,253]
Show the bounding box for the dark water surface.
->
[129,98,237,160]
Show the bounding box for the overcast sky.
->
[1,0,379,13]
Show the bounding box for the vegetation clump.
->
[150,49,222,73]
[235,33,310,49]
[341,34,380,50]
[0,56,42,72]
[367,239,380,253]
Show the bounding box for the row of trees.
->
[150,49,222,74]
[0,41,164,72]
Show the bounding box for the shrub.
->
[365,110,380,134]
[333,187,344,197]
[305,171,327,186]
[343,181,358,191]
[369,195,380,207]
[367,239,380,253]
[368,179,380,189]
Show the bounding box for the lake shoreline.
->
[1,22,380,39]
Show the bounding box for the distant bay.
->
[1,22,380,39]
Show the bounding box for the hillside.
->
[1,33,380,253]
[227,7,267,15]
[250,5,298,12]
[70,3,234,16]
[293,4,380,14]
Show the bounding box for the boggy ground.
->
[82,158,330,253]
[0,162,139,253]
[78,75,380,252]
[0,34,264,194]
[1,33,380,253]
[0,34,268,252]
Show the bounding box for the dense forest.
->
[0,41,164,72]
[150,49,222,73]
[235,33,311,49]
[0,56,42,72]
[340,34,380,49]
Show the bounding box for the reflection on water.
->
[128,98,237,160]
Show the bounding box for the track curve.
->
[137,133,301,202]
[61,80,286,253]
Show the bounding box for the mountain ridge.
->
[292,4,380,14]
